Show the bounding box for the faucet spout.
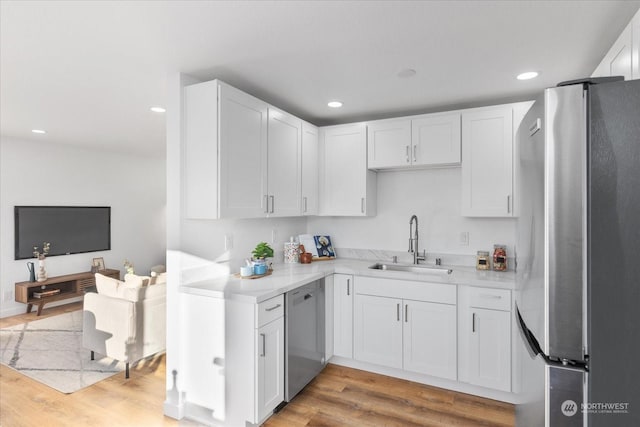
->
[408,215,426,264]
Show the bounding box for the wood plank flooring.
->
[1,303,514,426]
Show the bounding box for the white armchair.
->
[82,272,166,378]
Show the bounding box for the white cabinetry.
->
[592,9,640,80]
[367,119,412,169]
[461,105,513,217]
[267,107,301,216]
[184,80,303,219]
[366,113,461,170]
[353,276,457,380]
[458,286,511,392]
[256,314,285,421]
[320,124,377,216]
[333,274,353,358]
[411,112,461,166]
[301,122,319,215]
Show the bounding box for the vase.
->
[37,258,48,282]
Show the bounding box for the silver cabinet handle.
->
[413,145,417,163]
[507,195,511,213]
[361,197,365,214]
[405,304,408,323]
[264,195,269,213]
[405,145,410,163]
[347,279,350,296]
[472,312,476,333]
[265,303,281,312]
[480,294,502,299]
[397,303,400,321]
[260,333,266,357]
[303,196,308,213]
[269,195,275,213]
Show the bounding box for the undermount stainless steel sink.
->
[368,263,453,275]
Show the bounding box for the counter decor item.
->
[476,251,490,270]
[251,241,274,271]
[313,235,336,259]
[493,245,507,271]
[299,245,313,264]
[240,265,254,277]
[283,237,301,264]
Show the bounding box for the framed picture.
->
[92,257,106,271]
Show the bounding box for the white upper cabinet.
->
[219,83,269,218]
[592,9,639,80]
[366,113,461,170]
[320,123,377,216]
[461,105,514,217]
[301,122,319,215]
[184,80,304,219]
[411,112,461,166]
[367,119,412,169]
[267,107,301,217]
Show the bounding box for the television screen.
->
[14,206,111,260]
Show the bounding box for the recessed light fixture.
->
[327,101,343,108]
[397,68,417,78]
[517,71,539,80]
[31,129,46,134]
[150,106,166,113]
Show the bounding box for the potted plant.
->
[252,242,274,272]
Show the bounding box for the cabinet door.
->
[267,108,301,217]
[353,294,403,369]
[592,21,633,80]
[219,83,269,218]
[367,119,411,169]
[301,122,319,215]
[333,274,353,358]
[412,113,461,166]
[467,308,511,392]
[461,106,513,217]
[403,300,457,380]
[320,124,375,216]
[256,317,285,422]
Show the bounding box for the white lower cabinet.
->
[256,316,285,421]
[353,276,457,380]
[458,286,511,392]
[333,274,354,358]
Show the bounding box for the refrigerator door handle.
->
[515,303,547,361]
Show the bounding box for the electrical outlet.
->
[271,229,277,244]
[224,234,233,251]
[460,231,469,246]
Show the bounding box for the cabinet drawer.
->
[468,287,511,311]
[256,295,284,328]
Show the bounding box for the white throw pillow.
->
[95,273,123,298]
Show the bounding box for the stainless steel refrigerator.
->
[515,77,640,426]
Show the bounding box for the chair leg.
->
[91,351,94,360]
[125,362,129,379]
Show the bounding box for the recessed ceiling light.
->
[398,68,417,78]
[150,106,166,113]
[517,71,539,80]
[327,101,343,108]
[31,129,46,134]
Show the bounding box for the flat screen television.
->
[14,206,111,260]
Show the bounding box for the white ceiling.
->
[1,1,639,156]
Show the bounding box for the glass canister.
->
[476,251,490,270]
[493,245,507,271]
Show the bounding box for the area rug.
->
[0,310,125,393]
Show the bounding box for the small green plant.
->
[252,242,274,260]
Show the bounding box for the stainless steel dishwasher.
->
[285,279,325,401]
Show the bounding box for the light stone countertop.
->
[180,258,515,304]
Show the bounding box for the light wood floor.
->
[1,303,514,426]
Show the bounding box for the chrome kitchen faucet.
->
[408,214,426,265]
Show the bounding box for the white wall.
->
[0,137,166,317]
[307,167,516,259]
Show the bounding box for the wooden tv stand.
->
[15,269,120,316]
